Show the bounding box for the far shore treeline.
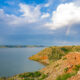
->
[0,45,47,48]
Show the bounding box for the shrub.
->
[62,57,67,60]
[54,64,59,68]
[0,77,7,80]
[73,64,80,72]
[61,47,70,53]
[19,73,33,78]
[41,74,48,79]
[19,71,41,79]
[32,71,41,77]
[39,74,48,80]
[64,67,68,72]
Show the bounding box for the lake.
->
[0,48,45,77]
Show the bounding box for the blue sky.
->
[0,0,80,46]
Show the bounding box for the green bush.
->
[19,73,32,78]
[41,74,48,79]
[73,64,80,72]
[54,64,59,68]
[32,71,41,77]
[62,57,67,60]
[19,71,41,80]
[61,47,70,53]
[0,77,6,80]
[64,67,68,72]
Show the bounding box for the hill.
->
[29,46,80,65]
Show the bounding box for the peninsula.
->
[1,46,80,80]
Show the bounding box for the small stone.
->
[77,70,80,74]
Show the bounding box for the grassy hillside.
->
[29,46,80,64]
[40,52,80,80]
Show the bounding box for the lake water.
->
[0,48,45,77]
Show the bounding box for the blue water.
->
[0,48,45,77]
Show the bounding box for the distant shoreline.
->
[0,45,47,48]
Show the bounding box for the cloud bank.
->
[0,1,80,31]
[0,3,48,26]
[45,2,80,30]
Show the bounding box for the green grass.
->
[73,64,80,72]
[56,73,76,80]
[48,47,65,61]
[19,71,41,78]
[30,46,80,64]
[48,46,80,62]
[18,71,48,80]
[56,64,80,80]
[24,78,34,80]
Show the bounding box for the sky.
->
[0,0,80,46]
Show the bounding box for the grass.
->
[24,78,34,80]
[48,46,80,62]
[48,47,65,61]
[56,64,80,80]
[29,46,80,64]
[19,71,41,78]
[56,73,76,80]
[18,71,48,80]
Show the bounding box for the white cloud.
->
[10,3,42,25]
[41,13,50,19]
[19,3,41,23]
[0,9,18,25]
[0,3,51,26]
[0,3,43,26]
[45,2,80,30]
